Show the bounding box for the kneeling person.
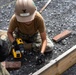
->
[7,0,54,65]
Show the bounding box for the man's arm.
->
[36,31,47,65]
[7,30,15,43]
[40,31,47,54]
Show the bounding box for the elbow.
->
[7,30,12,35]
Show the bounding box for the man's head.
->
[15,0,37,22]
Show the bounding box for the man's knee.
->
[45,38,54,52]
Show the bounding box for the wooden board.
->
[39,0,52,13]
[52,30,72,42]
[33,45,76,75]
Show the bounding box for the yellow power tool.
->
[12,38,25,58]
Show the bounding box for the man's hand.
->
[36,53,45,65]
[12,40,26,55]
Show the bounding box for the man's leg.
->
[14,31,54,53]
[45,36,54,52]
[32,34,54,52]
[0,63,10,75]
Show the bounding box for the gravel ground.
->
[63,64,76,75]
[0,0,76,75]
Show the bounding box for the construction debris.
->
[52,30,72,42]
[1,61,21,70]
[39,0,51,13]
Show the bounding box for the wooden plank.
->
[32,45,76,75]
[52,30,72,42]
[0,30,7,36]
[39,0,51,13]
[40,64,60,75]
[57,50,76,74]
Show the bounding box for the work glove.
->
[36,53,45,65]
